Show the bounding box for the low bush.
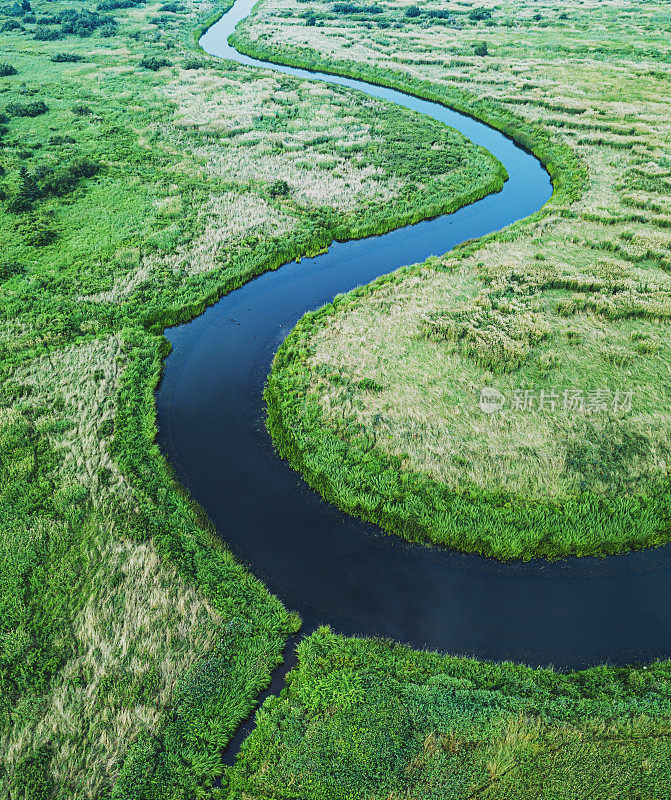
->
[469,7,492,21]
[97,0,143,9]
[35,9,116,37]
[139,55,172,71]
[71,103,92,116]
[268,178,290,197]
[5,157,99,212]
[34,27,63,40]
[332,2,383,14]
[0,261,24,281]
[21,217,59,247]
[50,52,85,62]
[5,99,48,117]
[60,9,115,37]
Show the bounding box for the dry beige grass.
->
[11,336,129,498]
[94,190,298,300]
[244,0,671,498]
[2,332,231,795]
[166,68,404,210]
[1,532,226,796]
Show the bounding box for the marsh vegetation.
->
[2,0,670,795]
[0,0,504,793]
[251,0,671,558]
[227,627,671,799]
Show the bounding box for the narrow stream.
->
[157,0,671,671]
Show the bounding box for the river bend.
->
[157,0,671,669]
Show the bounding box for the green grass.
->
[3,0,670,795]
[0,0,507,793]
[249,0,671,559]
[225,628,671,799]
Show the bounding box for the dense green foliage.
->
[138,54,171,70]
[227,628,671,799]
[0,418,81,723]
[111,621,292,799]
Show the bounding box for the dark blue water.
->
[157,0,671,669]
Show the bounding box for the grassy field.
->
[0,0,504,795]
[4,0,671,796]
[249,0,671,559]
[226,628,671,800]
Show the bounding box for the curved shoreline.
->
[156,0,671,669]
[227,23,585,207]
[229,8,670,562]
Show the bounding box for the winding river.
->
[157,0,671,672]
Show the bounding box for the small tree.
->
[405,5,420,17]
[473,40,488,56]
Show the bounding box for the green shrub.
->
[33,27,63,41]
[62,9,115,36]
[14,745,54,800]
[6,100,48,117]
[332,2,383,14]
[71,103,92,116]
[268,178,290,197]
[0,64,18,77]
[97,0,144,9]
[21,218,58,247]
[139,55,172,71]
[469,7,492,21]
[0,261,24,281]
[5,157,99,213]
[50,52,84,63]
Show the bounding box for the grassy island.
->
[250,0,671,559]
